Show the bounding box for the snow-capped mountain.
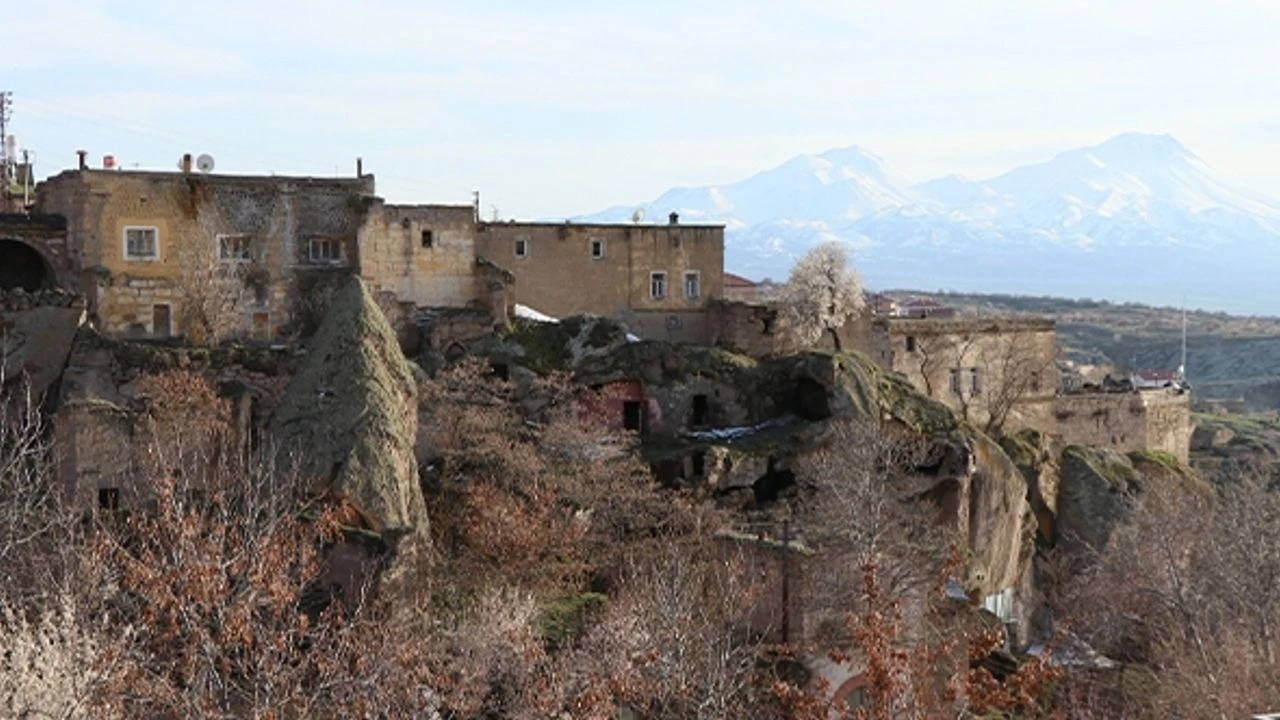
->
[580,133,1280,314]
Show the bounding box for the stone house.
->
[473,213,725,344]
[24,159,509,342]
[872,317,1059,434]
[874,316,1192,462]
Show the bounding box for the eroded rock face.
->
[270,277,430,556]
[1056,446,1141,553]
[1,290,86,400]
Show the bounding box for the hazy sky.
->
[8,0,1279,218]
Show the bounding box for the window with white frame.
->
[514,236,529,258]
[650,271,668,299]
[218,234,252,262]
[683,271,700,299]
[590,237,605,259]
[124,226,158,260]
[307,237,342,264]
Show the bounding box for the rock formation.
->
[270,277,431,574]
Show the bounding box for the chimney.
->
[76,150,87,171]
[356,157,363,177]
[181,153,193,173]
[669,211,679,225]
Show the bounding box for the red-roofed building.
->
[723,272,761,302]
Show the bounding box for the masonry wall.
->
[874,317,1059,433]
[0,214,73,289]
[1055,390,1191,464]
[709,300,873,358]
[36,170,376,341]
[475,221,724,343]
[358,203,480,308]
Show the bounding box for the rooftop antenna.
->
[0,91,12,187]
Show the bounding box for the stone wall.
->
[474,220,724,343]
[872,317,1059,434]
[0,288,86,398]
[1055,389,1191,463]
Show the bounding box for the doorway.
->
[152,304,172,338]
[623,400,644,433]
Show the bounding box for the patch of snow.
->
[682,416,790,442]
[514,304,559,324]
[625,333,641,342]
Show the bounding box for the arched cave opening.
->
[753,459,797,505]
[0,239,51,291]
[790,377,831,421]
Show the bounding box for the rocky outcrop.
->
[270,277,430,560]
[0,288,85,400]
[999,429,1061,541]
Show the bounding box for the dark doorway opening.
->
[691,394,710,428]
[0,239,50,291]
[623,400,644,433]
[490,362,509,381]
[152,304,172,338]
[753,460,796,504]
[98,487,120,511]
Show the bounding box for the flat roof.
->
[45,168,374,186]
[478,220,725,230]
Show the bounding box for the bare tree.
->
[777,241,866,351]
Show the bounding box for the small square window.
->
[590,238,605,259]
[98,487,120,511]
[421,229,434,248]
[218,234,252,262]
[124,227,158,260]
[650,272,668,299]
[308,238,342,264]
[514,237,529,258]
[683,271,700,299]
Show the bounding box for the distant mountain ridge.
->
[580,133,1280,314]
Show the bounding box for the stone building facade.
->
[872,317,1059,434]
[473,217,725,344]
[1054,389,1191,464]
[27,166,507,342]
[0,213,73,292]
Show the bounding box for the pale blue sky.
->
[8,0,1279,217]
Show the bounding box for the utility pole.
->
[0,91,11,171]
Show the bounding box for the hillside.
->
[884,290,1280,408]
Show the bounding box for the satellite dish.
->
[631,207,645,224]
[196,154,215,173]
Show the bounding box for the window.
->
[218,234,252,262]
[421,230,434,248]
[308,237,342,263]
[971,368,984,395]
[98,487,120,511]
[906,336,917,352]
[650,271,668,299]
[514,236,529,258]
[124,226,158,260]
[590,237,604,259]
[252,312,270,341]
[950,368,962,395]
[691,394,709,427]
[623,401,644,432]
[1030,370,1042,392]
[684,271,701,299]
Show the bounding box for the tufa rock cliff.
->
[270,277,430,555]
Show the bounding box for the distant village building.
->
[866,292,898,317]
[898,297,957,319]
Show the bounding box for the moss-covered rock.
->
[1056,446,1141,552]
[270,277,430,555]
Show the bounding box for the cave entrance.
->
[0,239,51,291]
[791,377,831,421]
